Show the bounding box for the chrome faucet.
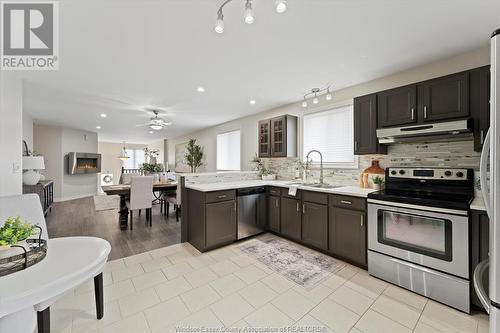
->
[306,150,324,185]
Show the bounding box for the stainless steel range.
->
[367,167,475,313]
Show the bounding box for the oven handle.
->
[367,199,469,216]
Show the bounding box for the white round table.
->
[0,237,111,333]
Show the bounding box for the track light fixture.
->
[214,0,287,33]
[302,85,333,108]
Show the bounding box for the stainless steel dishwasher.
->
[237,187,267,240]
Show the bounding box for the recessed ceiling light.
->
[249,99,256,105]
[149,131,154,134]
[196,86,205,93]
[100,113,107,118]
[95,126,101,129]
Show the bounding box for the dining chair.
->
[161,181,181,222]
[119,172,142,185]
[126,176,154,230]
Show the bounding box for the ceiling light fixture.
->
[95,125,101,129]
[149,131,154,134]
[119,142,130,161]
[249,99,256,105]
[214,0,287,33]
[149,124,163,131]
[302,85,333,108]
[100,113,107,118]
[275,0,287,13]
[196,86,205,93]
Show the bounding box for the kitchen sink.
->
[302,183,339,189]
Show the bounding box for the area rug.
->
[239,237,345,288]
[93,195,120,211]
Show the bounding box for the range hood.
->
[376,119,473,144]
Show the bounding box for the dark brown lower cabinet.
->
[280,197,302,240]
[205,200,237,249]
[268,195,281,233]
[302,202,328,250]
[329,207,366,267]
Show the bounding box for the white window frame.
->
[216,129,241,171]
[300,102,358,169]
[123,148,146,169]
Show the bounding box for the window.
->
[217,130,241,171]
[123,149,145,169]
[302,105,357,168]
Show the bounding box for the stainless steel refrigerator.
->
[475,28,500,332]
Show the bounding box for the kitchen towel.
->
[288,184,300,196]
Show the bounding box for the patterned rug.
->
[93,195,120,211]
[239,237,345,288]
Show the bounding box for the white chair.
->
[119,172,142,185]
[161,182,181,222]
[126,176,154,229]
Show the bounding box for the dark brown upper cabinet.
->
[377,84,417,128]
[354,94,387,155]
[258,120,271,157]
[258,115,297,158]
[418,71,469,122]
[470,65,491,152]
[280,197,302,241]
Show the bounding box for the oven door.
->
[368,200,469,279]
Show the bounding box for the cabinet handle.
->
[302,204,306,214]
[360,215,364,227]
[481,130,484,145]
[340,200,352,205]
[354,141,358,151]
[234,201,237,211]
[217,195,227,199]
[411,108,415,120]
[424,106,428,119]
[296,202,300,212]
[276,199,279,208]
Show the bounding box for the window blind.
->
[217,130,241,171]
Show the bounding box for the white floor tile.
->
[420,301,478,333]
[293,283,333,304]
[244,303,294,328]
[180,285,222,312]
[271,289,316,320]
[371,295,421,329]
[75,273,113,295]
[118,288,160,317]
[105,259,126,272]
[260,273,294,293]
[355,309,411,333]
[141,256,172,273]
[208,247,237,262]
[210,293,255,326]
[124,251,153,267]
[230,254,257,267]
[344,272,387,299]
[167,248,197,264]
[71,301,122,333]
[295,314,336,333]
[209,274,247,297]
[234,264,268,284]
[144,297,190,332]
[154,276,192,301]
[97,312,150,333]
[321,273,347,291]
[383,285,428,311]
[161,262,194,280]
[132,270,168,291]
[104,280,136,303]
[310,298,359,333]
[414,321,444,333]
[329,285,374,315]
[209,259,241,276]
[184,267,219,288]
[186,254,216,269]
[238,281,278,308]
[161,308,223,333]
[111,264,145,283]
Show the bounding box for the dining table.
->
[101,181,177,230]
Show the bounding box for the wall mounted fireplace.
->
[68,152,101,175]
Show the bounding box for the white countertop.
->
[185,180,377,198]
[471,196,486,211]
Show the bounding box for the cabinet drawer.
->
[329,195,366,211]
[268,187,281,196]
[303,191,328,205]
[281,188,301,199]
[206,190,236,203]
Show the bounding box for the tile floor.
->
[51,234,489,333]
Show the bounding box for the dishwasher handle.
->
[237,187,267,196]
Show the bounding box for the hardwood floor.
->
[46,196,181,260]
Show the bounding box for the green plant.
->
[372,175,385,185]
[0,216,36,246]
[250,153,274,176]
[185,139,204,173]
[142,163,164,173]
[295,160,307,172]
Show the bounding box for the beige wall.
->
[169,47,490,172]
[34,124,98,201]
[23,112,33,152]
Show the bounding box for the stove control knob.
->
[399,170,406,175]
[456,171,464,178]
[391,170,397,175]
[444,170,452,177]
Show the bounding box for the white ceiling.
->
[21,0,500,143]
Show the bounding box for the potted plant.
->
[185,139,204,173]
[0,216,37,258]
[372,175,385,190]
[251,154,276,180]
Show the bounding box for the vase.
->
[373,184,381,190]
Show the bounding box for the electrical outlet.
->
[12,163,21,174]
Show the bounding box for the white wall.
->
[0,73,23,197]
[22,112,33,152]
[34,124,98,201]
[169,47,490,172]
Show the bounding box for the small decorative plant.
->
[372,175,385,190]
[143,147,160,164]
[251,154,275,179]
[0,216,37,247]
[142,163,164,173]
[185,139,204,173]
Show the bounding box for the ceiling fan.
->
[135,110,172,131]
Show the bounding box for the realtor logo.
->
[1,1,59,70]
